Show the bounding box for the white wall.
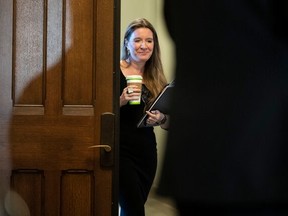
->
[121,0,175,187]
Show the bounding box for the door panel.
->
[0,0,117,215]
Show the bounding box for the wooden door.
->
[0,0,119,215]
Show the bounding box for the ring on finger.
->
[127,87,133,94]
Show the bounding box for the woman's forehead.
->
[130,28,153,39]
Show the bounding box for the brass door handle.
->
[89,112,115,167]
[88,144,111,152]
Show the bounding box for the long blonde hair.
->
[121,18,167,108]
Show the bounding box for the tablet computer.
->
[137,80,175,128]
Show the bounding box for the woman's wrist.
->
[159,114,167,125]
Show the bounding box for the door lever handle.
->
[88,112,115,167]
[88,144,111,152]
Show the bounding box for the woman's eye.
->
[133,39,153,44]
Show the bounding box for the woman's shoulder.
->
[120,60,129,73]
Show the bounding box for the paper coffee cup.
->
[126,75,142,105]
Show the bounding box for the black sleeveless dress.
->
[119,72,157,216]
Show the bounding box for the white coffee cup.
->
[126,75,143,105]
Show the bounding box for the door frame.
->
[112,0,120,215]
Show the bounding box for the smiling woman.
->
[119,17,168,216]
[120,1,175,215]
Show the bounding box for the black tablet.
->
[137,80,175,128]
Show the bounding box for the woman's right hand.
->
[120,85,141,107]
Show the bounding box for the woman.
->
[119,18,169,216]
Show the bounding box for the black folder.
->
[137,80,175,128]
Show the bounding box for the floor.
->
[118,187,179,216]
[145,188,179,216]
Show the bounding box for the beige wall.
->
[121,0,175,187]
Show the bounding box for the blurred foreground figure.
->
[157,1,288,215]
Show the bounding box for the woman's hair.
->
[121,18,167,108]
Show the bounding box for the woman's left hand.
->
[146,110,165,125]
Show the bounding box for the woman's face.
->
[126,27,154,63]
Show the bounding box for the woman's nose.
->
[140,41,147,48]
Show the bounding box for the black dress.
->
[119,72,157,216]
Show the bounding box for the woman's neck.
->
[120,59,145,76]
